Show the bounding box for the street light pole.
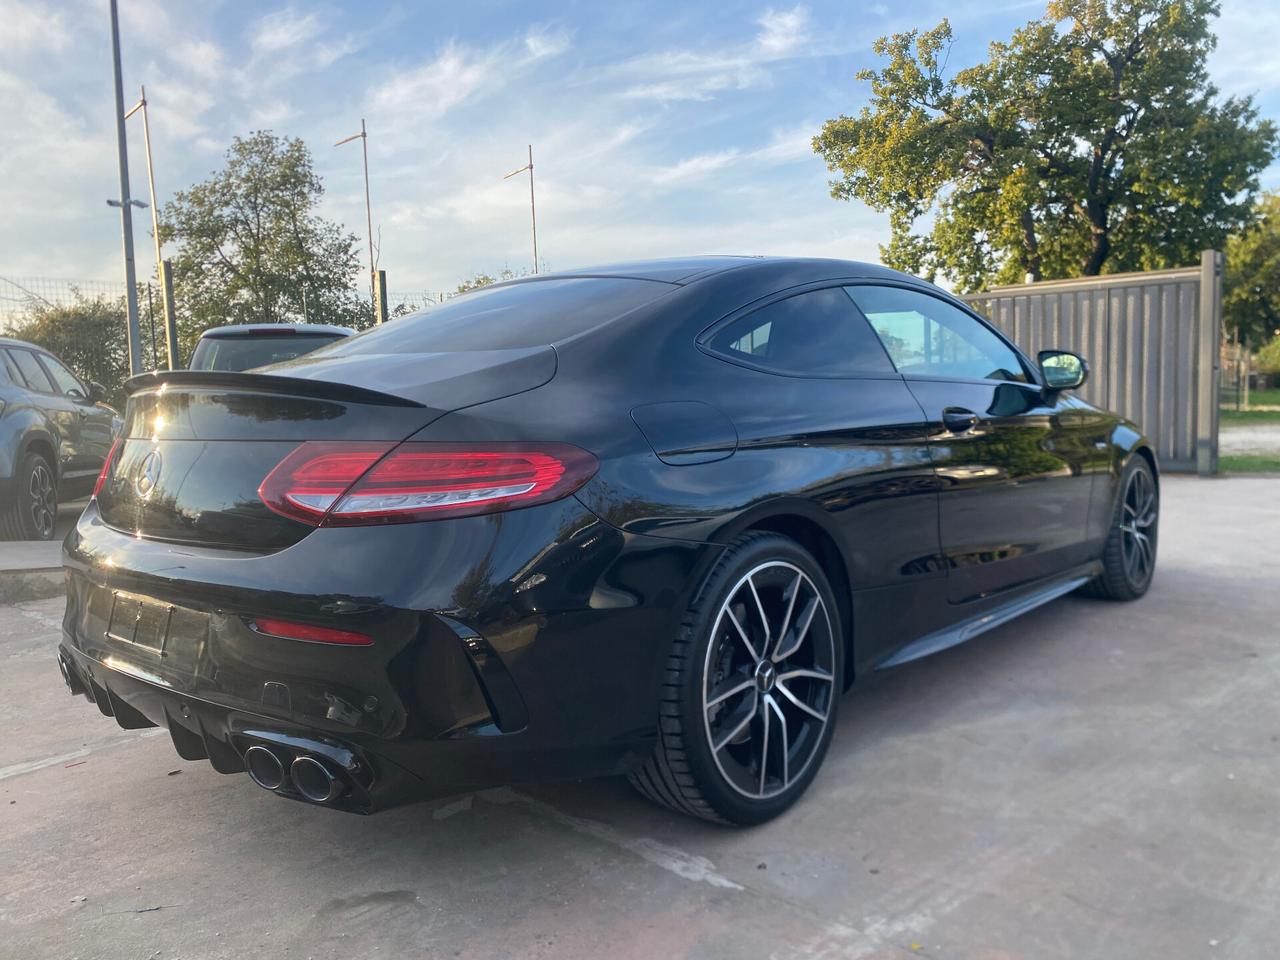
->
[503,144,539,274]
[335,119,377,322]
[126,84,180,369]
[108,0,143,375]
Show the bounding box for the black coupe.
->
[59,257,1158,824]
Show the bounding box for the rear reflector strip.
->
[250,617,373,646]
[258,442,597,526]
[92,437,123,500]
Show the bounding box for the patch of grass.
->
[1220,454,1280,474]
[1220,408,1280,424]
[1247,387,1280,407]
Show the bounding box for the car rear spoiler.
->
[124,370,426,408]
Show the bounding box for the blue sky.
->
[2,0,1276,294]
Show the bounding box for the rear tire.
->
[0,452,58,541]
[1084,455,1158,601]
[630,533,843,825]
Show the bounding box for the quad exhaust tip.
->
[290,755,342,803]
[244,745,286,791]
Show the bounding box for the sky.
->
[1,0,1276,296]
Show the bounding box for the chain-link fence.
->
[0,276,128,326]
[1,275,451,329]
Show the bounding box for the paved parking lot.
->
[2,476,1277,960]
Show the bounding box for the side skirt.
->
[875,561,1102,670]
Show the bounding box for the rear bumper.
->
[59,498,716,813]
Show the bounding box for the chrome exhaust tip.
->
[58,652,86,697]
[244,745,287,791]
[290,755,342,803]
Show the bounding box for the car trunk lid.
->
[97,347,556,550]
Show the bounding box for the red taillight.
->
[92,437,123,500]
[250,617,372,646]
[258,442,598,526]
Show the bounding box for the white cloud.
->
[650,149,743,184]
[251,8,325,54]
[524,25,572,61]
[618,50,766,102]
[372,42,499,117]
[755,5,811,56]
[748,124,818,164]
[616,5,820,103]
[0,0,73,55]
[1209,0,1280,95]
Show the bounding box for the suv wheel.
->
[630,533,843,824]
[0,452,58,541]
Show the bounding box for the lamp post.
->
[503,144,539,274]
[108,0,143,375]
[124,84,180,369]
[335,119,377,322]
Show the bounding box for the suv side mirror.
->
[88,381,108,403]
[1038,350,1088,391]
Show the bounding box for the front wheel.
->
[630,533,843,825]
[0,452,58,541]
[1084,455,1158,601]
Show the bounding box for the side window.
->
[706,287,896,378]
[38,354,85,397]
[846,286,1028,383]
[8,349,55,393]
[0,351,17,386]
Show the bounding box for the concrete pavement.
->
[2,476,1278,960]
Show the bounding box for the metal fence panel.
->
[963,252,1221,474]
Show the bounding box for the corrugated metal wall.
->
[963,252,1221,474]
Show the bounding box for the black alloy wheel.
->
[1085,456,1158,600]
[630,533,842,824]
[0,452,58,541]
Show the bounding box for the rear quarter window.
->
[705,287,896,378]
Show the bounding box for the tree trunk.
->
[1020,208,1042,282]
[1082,228,1110,276]
[1081,197,1111,276]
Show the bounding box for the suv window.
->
[38,353,85,396]
[0,352,17,385]
[7,349,55,392]
[847,286,1028,383]
[706,287,896,378]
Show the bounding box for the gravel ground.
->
[1220,422,1280,456]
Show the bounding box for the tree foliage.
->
[814,0,1278,291]
[452,268,525,295]
[6,295,131,406]
[160,131,369,353]
[1224,191,1280,345]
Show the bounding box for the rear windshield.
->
[321,278,673,355]
[190,334,346,372]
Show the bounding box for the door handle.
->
[942,408,979,433]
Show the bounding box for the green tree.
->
[453,268,526,296]
[161,131,368,353]
[1224,192,1280,345]
[1257,335,1280,376]
[814,0,1278,291]
[7,295,131,406]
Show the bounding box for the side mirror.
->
[88,381,108,403]
[1038,350,1088,391]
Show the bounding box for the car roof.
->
[503,256,913,286]
[0,336,47,351]
[199,323,356,339]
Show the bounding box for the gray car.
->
[189,323,355,372]
[0,337,118,540]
